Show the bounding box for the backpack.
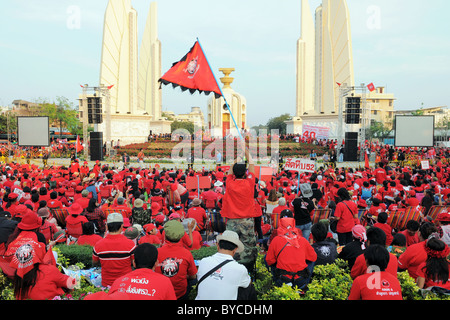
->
[361,187,372,200]
[131,207,151,226]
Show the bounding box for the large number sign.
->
[302,124,330,140]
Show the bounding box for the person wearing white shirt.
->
[195,230,251,300]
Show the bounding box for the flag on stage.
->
[159,40,222,98]
[76,135,83,153]
[367,83,376,92]
[365,151,370,169]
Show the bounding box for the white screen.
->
[17,117,50,147]
[395,115,434,147]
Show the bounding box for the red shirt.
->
[416,261,450,290]
[16,264,71,300]
[65,214,89,238]
[77,234,103,247]
[348,271,402,300]
[398,241,427,280]
[109,268,177,300]
[374,168,387,185]
[93,233,136,287]
[186,206,208,230]
[334,200,358,233]
[266,235,317,273]
[399,230,419,247]
[351,252,398,279]
[155,242,197,299]
[221,174,257,219]
[373,222,394,246]
[139,234,161,246]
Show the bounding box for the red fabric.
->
[416,261,450,290]
[373,222,394,246]
[398,241,428,280]
[351,252,398,279]
[16,264,71,300]
[159,41,222,98]
[77,234,103,247]
[348,271,402,300]
[155,242,197,299]
[399,229,420,247]
[93,234,136,287]
[109,268,176,300]
[221,174,257,219]
[186,207,208,230]
[334,200,358,233]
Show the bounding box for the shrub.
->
[54,244,94,269]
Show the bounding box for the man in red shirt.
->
[186,198,208,232]
[155,220,197,300]
[348,244,402,300]
[221,145,259,272]
[200,188,218,210]
[373,162,387,185]
[108,243,176,300]
[93,212,136,287]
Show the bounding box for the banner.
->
[284,158,316,173]
[302,125,331,140]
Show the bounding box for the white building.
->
[287,0,355,139]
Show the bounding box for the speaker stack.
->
[90,132,103,161]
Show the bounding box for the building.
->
[287,0,355,138]
[207,68,247,138]
[11,100,42,117]
[364,86,396,127]
[163,107,205,130]
[79,1,170,147]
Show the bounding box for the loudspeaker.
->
[344,132,358,162]
[90,132,103,161]
[345,97,361,124]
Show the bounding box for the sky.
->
[0,0,449,128]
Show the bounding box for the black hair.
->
[337,188,351,201]
[377,211,388,224]
[419,222,438,240]
[391,233,407,247]
[423,238,449,284]
[311,222,328,242]
[406,220,420,232]
[107,222,123,233]
[134,243,158,269]
[82,221,96,235]
[218,239,238,251]
[366,227,387,246]
[364,244,390,271]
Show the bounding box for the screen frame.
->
[394,115,435,148]
[17,116,50,147]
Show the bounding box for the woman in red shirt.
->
[416,237,450,290]
[333,188,359,245]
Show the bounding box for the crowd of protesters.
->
[0,139,450,301]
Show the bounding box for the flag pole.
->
[196,38,244,140]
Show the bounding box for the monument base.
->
[98,114,154,146]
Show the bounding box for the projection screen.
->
[394,115,434,147]
[17,116,50,147]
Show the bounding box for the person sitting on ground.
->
[399,220,420,247]
[348,244,403,300]
[77,221,103,247]
[310,221,338,266]
[196,230,252,300]
[416,236,450,290]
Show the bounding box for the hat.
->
[216,230,244,253]
[191,198,202,206]
[107,212,124,224]
[14,204,28,218]
[437,210,450,222]
[123,218,131,228]
[37,207,50,218]
[8,193,18,200]
[151,202,160,212]
[124,227,139,240]
[214,180,223,187]
[81,189,89,197]
[143,223,156,233]
[154,214,165,224]
[134,198,144,208]
[357,199,367,208]
[53,230,67,243]
[299,183,313,198]
[169,212,181,220]
[68,203,83,216]
[352,224,367,249]
[232,163,247,177]
[164,220,185,242]
[182,218,197,233]
[18,212,42,230]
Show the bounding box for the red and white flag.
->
[367,83,376,92]
[159,40,222,98]
[76,135,83,153]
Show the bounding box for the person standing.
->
[291,183,316,240]
[332,188,359,245]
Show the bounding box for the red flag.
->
[367,83,376,92]
[336,82,342,86]
[365,152,370,169]
[76,135,83,153]
[159,41,222,98]
[107,85,114,90]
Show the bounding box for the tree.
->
[36,96,82,136]
[367,121,393,140]
[171,120,195,134]
[266,113,291,135]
